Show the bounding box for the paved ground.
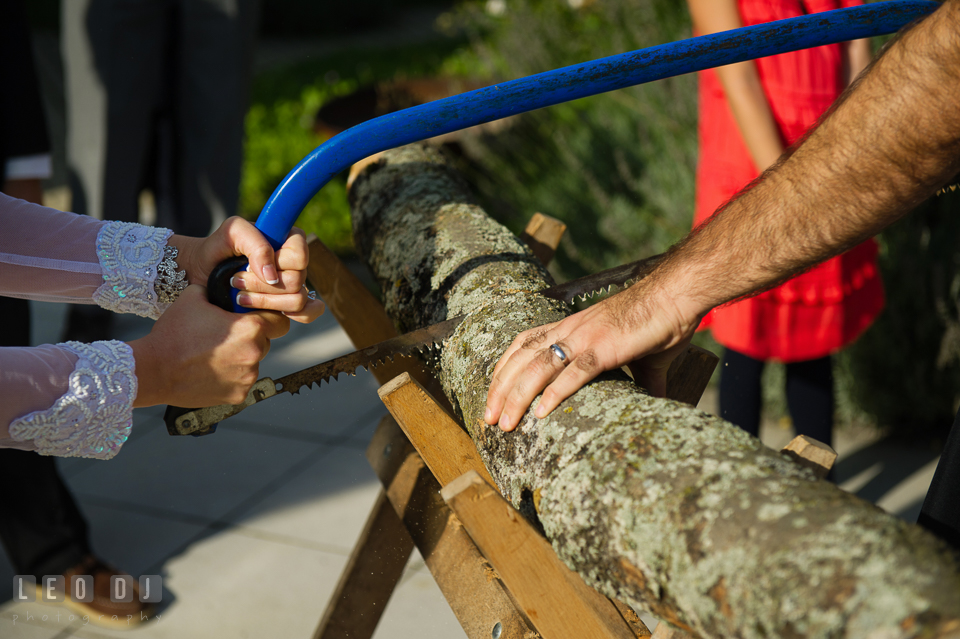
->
[0,295,941,638]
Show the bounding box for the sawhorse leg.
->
[311,212,569,638]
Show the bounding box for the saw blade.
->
[540,253,664,304]
[168,316,465,435]
[170,252,665,435]
[272,252,664,396]
[274,315,464,395]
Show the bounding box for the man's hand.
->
[174,216,325,324]
[484,278,704,431]
[130,285,290,408]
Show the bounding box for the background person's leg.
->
[918,415,960,550]
[0,298,91,579]
[167,0,259,237]
[719,347,765,438]
[62,0,171,341]
[0,450,91,580]
[785,355,834,449]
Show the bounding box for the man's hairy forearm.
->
[664,0,960,314]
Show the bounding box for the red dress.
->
[694,0,884,362]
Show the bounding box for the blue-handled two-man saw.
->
[165,1,939,436]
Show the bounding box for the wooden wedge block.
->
[521,212,567,267]
[665,344,719,406]
[781,435,838,479]
[442,470,643,639]
[367,417,539,639]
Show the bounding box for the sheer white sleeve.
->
[4,341,136,460]
[0,193,184,459]
[0,192,176,319]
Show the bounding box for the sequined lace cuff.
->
[8,341,136,460]
[93,221,175,320]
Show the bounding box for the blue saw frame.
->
[242,0,938,309]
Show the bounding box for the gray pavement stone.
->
[0,607,80,638]
[66,530,349,639]
[225,444,381,552]
[66,426,325,523]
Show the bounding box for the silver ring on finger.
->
[549,343,568,364]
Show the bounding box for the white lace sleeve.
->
[93,221,177,320]
[7,341,137,460]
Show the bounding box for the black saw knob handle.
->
[163,255,249,437]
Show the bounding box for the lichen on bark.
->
[350,144,960,639]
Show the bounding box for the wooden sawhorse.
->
[303,213,833,639]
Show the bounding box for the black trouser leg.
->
[0,296,92,578]
[784,356,834,449]
[719,347,764,437]
[918,412,960,550]
[0,450,91,578]
[0,296,30,346]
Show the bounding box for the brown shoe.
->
[37,555,155,629]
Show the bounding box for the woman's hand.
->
[173,216,325,324]
[130,285,291,408]
[484,278,705,431]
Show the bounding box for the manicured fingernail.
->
[484,407,493,424]
[262,264,279,285]
[236,293,252,307]
[230,276,246,290]
[498,413,511,431]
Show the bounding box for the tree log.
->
[349,144,960,639]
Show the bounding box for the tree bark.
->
[349,144,960,639]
